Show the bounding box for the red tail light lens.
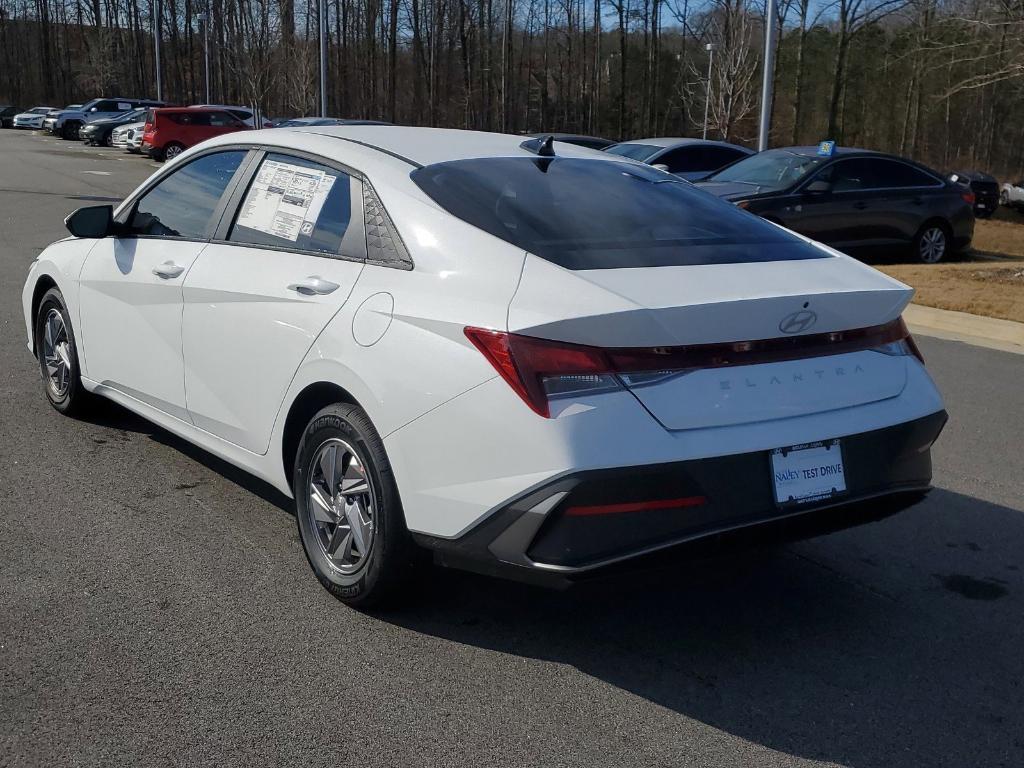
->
[466,318,921,418]
[962,190,976,206]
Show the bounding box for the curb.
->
[904,304,1024,355]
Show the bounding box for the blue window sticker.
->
[817,140,836,157]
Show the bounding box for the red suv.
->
[142,107,251,161]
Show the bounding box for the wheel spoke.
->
[309,483,337,524]
[344,498,371,555]
[327,525,352,558]
[340,454,369,495]
[319,444,338,496]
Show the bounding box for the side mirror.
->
[651,163,670,172]
[64,205,113,238]
[805,179,831,195]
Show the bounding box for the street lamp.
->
[758,0,778,151]
[198,11,210,104]
[153,0,162,101]
[319,0,328,117]
[703,42,718,141]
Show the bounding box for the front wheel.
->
[35,288,89,415]
[61,121,80,140]
[293,403,421,607]
[913,222,949,264]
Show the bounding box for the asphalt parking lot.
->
[1,128,1022,767]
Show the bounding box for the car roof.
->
[612,137,751,151]
[280,125,623,167]
[192,126,638,194]
[771,145,877,157]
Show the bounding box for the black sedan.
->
[79,108,149,146]
[0,105,19,128]
[695,146,975,263]
[949,170,999,219]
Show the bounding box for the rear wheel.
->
[163,142,185,161]
[293,403,421,607]
[913,222,949,264]
[61,121,81,140]
[103,131,114,147]
[35,288,89,415]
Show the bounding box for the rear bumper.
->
[414,410,947,587]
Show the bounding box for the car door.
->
[862,158,946,243]
[77,149,250,421]
[181,151,367,453]
[207,110,248,139]
[789,158,881,247]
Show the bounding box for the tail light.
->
[465,317,922,418]
[961,190,976,205]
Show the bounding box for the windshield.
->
[707,150,825,189]
[605,143,662,161]
[411,158,827,270]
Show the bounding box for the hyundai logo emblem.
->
[779,309,817,334]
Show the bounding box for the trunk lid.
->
[508,252,914,430]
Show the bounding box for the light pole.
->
[319,0,328,117]
[757,0,777,151]
[153,0,162,101]
[198,11,210,104]
[703,42,718,140]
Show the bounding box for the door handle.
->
[852,201,868,210]
[152,261,186,279]
[287,276,340,295]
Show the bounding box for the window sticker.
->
[236,159,337,242]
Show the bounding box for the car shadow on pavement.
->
[380,487,1022,767]
[73,395,294,515]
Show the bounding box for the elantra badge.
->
[779,309,817,334]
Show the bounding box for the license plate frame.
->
[770,439,847,507]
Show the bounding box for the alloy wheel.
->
[306,439,376,575]
[164,144,183,160]
[918,227,946,264]
[41,308,72,398]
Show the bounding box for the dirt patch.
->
[878,261,1024,324]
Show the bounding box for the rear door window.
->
[227,153,362,257]
[870,159,941,189]
[411,157,828,269]
[127,150,247,239]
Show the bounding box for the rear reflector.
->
[565,495,708,517]
[465,318,921,418]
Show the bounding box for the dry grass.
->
[871,208,1024,323]
[878,262,1024,323]
[971,207,1024,259]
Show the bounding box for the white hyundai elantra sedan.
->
[22,126,946,605]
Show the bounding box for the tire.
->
[163,142,185,161]
[34,287,89,416]
[61,121,81,140]
[1001,190,1010,206]
[104,131,114,147]
[913,221,950,264]
[293,403,421,607]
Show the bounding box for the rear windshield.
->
[411,158,828,270]
[604,143,662,161]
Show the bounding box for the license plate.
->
[770,440,846,506]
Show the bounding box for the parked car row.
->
[545,134,975,263]
[3,101,980,262]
